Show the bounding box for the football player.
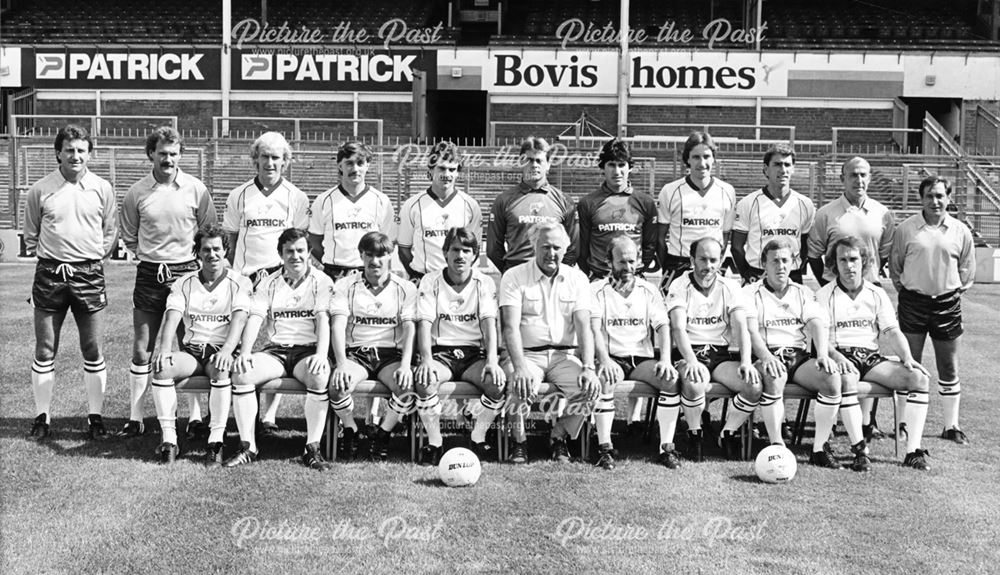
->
[398,141,482,282]
[309,141,397,282]
[224,228,335,470]
[591,235,678,469]
[328,231,417,461]
[818,236,932,471]
[222,132,310,436]
[118,126,216,439]
[413,227,505,464]
[23,125,117,440]
[656,132,736,292]
[666,237,760,461]
[149,226,252,464]
[743,237,841,468]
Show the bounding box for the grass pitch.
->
[1,263,999,574]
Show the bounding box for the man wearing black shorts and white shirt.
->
[23,125,117,440]
[743,237,841,468]
[591,235,677,469]
[413,227,505,464]
[149,226,252,464]
[328,232,417,461]
[818,236,933,471]
[890,176,975,445]
[666,237,760,461]
[118,127,216,439]
[225,228,335,471]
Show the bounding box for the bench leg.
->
[409,415,418,463]
[793,398,811,447]
[742,411,754,461]
[324,410,336,461]
[495,409,506,462]
[579,420,591,462]
[893,399,900,459]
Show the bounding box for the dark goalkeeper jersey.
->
[577,183,658,277]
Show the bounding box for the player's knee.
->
[681,378,708,396]
[906,370,929,392]
[818,374,840,397]
[762,372,786,394]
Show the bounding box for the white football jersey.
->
[166,269,254,346]
[223,179,310,275]
[733,188,815,269]
[743,280,826,350]
[591,278,668,359]
[417,269,497,347]
[656,176,736,258]
[308,185,397,268]
[815,280,898,350]
[398,189,483,274]
[666,273,745,347]
[331,273,417,348]
[251,268,334,346]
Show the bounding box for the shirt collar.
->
[255,176,284,192]
[518,180,554,194]
[529,261,566,283]
[837,194,868,213]
[148,168,184,189]
[920,211,953,229]
[685,175,715,192]
[601,181,633,196]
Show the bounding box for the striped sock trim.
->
[657,392,680,408]
[759,393,782,407]
[388,394,415,414]
[816,393,841,407]
[83,358,106,373]
[150,378,174,388]
[210,379,231,389]
[417,394,440,411]
[330,396,354,411]
[32,359,55,374]
[840,391,859,408]
[306,387,329,398]
[680,394,705,409]
[938,379,961,396]
[232,384,256,396]
[907,391,930,405]
[480,395,505,411]
[130,362,152,376]
[732,394,759,414]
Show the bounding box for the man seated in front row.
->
[329,232,417,461]
[500,221,600,464]
[742,237,842,468]
[225,228,335,470]
[666,237,760,461]
[592,235,678,470]
[817,236,932,471]
[150,226,252,465]
[414,227,506,464]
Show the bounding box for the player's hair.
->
[54,124,93,156]
[689,236,724,259]
[598,138,632,169]
[762,143,795,166]
[825,236,872,276]
[336,141,373,164]
[528,221,569,247]
[443,226,480,258]
[145,126,183,157]
[918,175,952,197]
[519,136,553,161]
[276,228,309,254]
[760,237,795,264]
[250,131,292,164]
[358,231,395,256]
[606,233,638,263]
[192,225,229,256]
[681,131,716,166]
[428,141,462,170]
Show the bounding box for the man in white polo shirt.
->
[399,141,482,282]
[666,237,760,461]
[223,131,310,435]
[309,141,397,282]
[592,235,677,470]
[500,221,600,464]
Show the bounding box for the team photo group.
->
[23,122,975,475]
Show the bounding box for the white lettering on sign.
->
[39,52,205,81]
[240,53,417,82]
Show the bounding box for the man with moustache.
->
[118,126,216,439]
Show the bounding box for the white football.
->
[754,445,797,484]
[438,447,482,487]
